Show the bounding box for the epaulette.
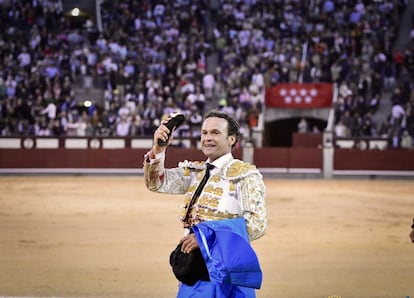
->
[178,160,206,176]
[224,159,260,180]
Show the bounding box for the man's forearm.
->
[143,149,166,191]
[239,174,267,241]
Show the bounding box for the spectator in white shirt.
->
[41,100,57,124]
[202,73,215,99]
[335,120,349,138]
[116,117,130,136]
[17,47,31,68]
[391,102,405,130]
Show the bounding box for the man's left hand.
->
[180,233,199,254]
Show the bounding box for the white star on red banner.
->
[266,83,333,108]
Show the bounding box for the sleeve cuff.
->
[144,149,165,164]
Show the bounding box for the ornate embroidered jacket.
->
[144,152,266,240]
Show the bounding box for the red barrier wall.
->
[334,149,414,171]
[0,148,244,169]
[253,147,322,168]
[0,149,147,168]
[1,146,413,171]
[292,133,322,148]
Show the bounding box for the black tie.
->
[183,163,214,224]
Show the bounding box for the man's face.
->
[201,117,235,162]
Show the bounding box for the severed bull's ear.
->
[158,112,185,146]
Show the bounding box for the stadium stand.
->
[0,0,412,149]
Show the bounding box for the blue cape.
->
[176,218,262,297]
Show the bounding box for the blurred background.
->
[0,0,413,177]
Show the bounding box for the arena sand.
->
[0,177,413,298]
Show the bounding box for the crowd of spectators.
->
[0,0,412,149]
[328,0,413,149]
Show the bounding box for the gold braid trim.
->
[177,159,260,180]
[178,160,206,177]
[224,159,260,180]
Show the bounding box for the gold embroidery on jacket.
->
[210,175,221,183]
[197,206,239,221]
[179,159,260,224]
[203,185,223,196]
[225,161,256,178]
[198,194,220,208]
[229,181,235,192]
